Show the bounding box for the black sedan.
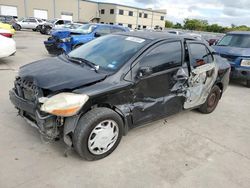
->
[9,32,230,160]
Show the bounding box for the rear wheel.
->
[246,80,250,88]
[73,107,123,161]
[199,85,221,114]
[15,24,21,31]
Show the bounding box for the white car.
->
[16,17,46,31]
[0,29,16,58]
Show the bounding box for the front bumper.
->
[230,66,250,81]
[9,89,56,135]
[44,40,63,55]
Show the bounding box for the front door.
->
[131,40,187,125]
[184,41,218,109]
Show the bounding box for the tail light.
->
[0,33,13,38]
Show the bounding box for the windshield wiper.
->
[65,54,99,73]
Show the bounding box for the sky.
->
[96,0,250,26]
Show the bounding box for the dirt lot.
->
[0,31,250,188]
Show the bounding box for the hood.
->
[213,45,250,57]
[19,56,107,91]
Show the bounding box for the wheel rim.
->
[88,120,119,155]
[208,93,217,107]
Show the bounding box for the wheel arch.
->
[63,103,129,147]
[215,82,223,98]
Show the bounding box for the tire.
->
[15,24,21,31]
[198,85,221,114]
[73,107,124,161]
[32,29,36,31]
[246,80,250,88]
[36,25,41,32]
[45,27,51,35]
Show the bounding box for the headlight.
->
[60,37,71,42]
[241,59,250,67]
[40,93,89,117]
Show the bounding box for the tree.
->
[183,18,208,31]
[173,22,182,29]
[165,20,174,28]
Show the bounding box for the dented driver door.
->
[184,41,218,109]
[131,40,186,126]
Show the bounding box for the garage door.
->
[34,9,48,19]
[61,14,73,21]
[0,5,17,16]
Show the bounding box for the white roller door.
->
[34,9,48,19]
[61,14,72,21]
[0,5,17,16]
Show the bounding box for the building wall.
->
[0,0,25,18]
[79,1,99,22]
[98,4,116,24]
[54,0,78,21]
[26,0,53,19]
[0,0,166,28]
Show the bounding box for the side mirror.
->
[94,32,101,37]
[137,66,153,78]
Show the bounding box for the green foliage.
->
[165,20,174,28]
[173,23,183,29]
[165,18,250,33]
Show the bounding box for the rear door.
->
[131,40,186,125]
[184,41,218,109]
[27,18,38,29]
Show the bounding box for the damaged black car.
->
[9,32,230,160]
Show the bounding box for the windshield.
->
[68,35,150,71]
[74,24,97,34]
[217,34,250,48]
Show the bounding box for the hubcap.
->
[88,120,119,155]
[208,93,217,107]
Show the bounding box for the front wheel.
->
[15,24,21,31]
[45,27,51,35]
[73,107,123,161]
[198,85,221,114]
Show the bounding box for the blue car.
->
[213,31,250,87]
[44,23,129,55]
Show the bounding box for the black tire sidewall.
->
[16,24,21,31]
[199,85,221,114]
[73,108,124,161]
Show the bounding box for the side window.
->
[56,20,64,25]
[111,27,124,33]
[22,19,29,22]
[64,20,71,24]
[140,41,182,73]
[188,43,213,68]
[29,19,37,23]
[95,26,111,36]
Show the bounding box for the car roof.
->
[227,31,250,35]
[117,31,196,41]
